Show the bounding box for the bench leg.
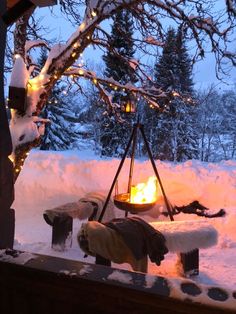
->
[95,254,111,267]
[179,249,199,276]
[51,215,73,251]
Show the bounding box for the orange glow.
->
[125,102,131,112]
[130,176,157,204]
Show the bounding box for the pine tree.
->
[154,28,178,91]
[100,10,138,157]
[38,49,79,151]
[103,10,137,86]
[144,27,198,161]
[40,85,79,150]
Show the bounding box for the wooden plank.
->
[7,0,57,9]
[7,0,20,9]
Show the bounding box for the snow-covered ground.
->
[13,150,236,296]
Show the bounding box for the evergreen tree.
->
[143,27,198,161]
[100,10,138,157]
[103,10,137,85]
[40,86,79,150]
[175,27,194,94]
[154,28,178,91]
[38,49,79,150]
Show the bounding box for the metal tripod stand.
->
[98,122,174,222]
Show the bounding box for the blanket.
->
[78,220,148,272]
[44,191,115,225]
[105,217,168,266]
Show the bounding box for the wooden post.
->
[180,249,199,276]
[51,215,73,251]
[0,0,15,249]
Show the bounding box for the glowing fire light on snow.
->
[130,176,157,204]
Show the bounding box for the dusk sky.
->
[35,5,235,91]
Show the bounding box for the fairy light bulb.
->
[91,11,97,17]
[79,22,86,31]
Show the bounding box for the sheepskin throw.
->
[150,220,218,253]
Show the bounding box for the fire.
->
[130,176,157,204]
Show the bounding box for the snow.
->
[10,55,29,88]
[107,270,133,284]
[0,250,35,265]
[12,149,236,309]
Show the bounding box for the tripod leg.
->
[98,124,138,222]
[139,125,174,221]
[125,124,139,217]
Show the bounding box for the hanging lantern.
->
[121,94,136,114]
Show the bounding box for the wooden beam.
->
[2,0,35,25]
[3,0,57,25]
[0,0,15,249]
[31,0,57,7]
[7,0,19,9]
[7,0,57,8]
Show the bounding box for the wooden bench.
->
[149,220,218,276]
[44,209,218,277]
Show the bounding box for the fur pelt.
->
[150,220,218,253]
[78,220,148,272]
[44,191,115,225]
[162,200,226,219]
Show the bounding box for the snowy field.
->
[13,150,236,296]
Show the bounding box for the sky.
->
[33,4,235,91]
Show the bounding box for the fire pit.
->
[114,176,158,213]
[97,122,174,222]
[114,193,156,213]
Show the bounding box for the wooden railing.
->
[0,252,234,314]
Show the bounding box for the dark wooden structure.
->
[0,252,234,314]
[2,0,57,25]
[0,0,15,249]
[0,0,58,248]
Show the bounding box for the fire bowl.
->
[113,193,156,214]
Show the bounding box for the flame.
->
[130,176,157,204]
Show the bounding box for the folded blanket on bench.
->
[105,217,168,265]
[44,191,115,225]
